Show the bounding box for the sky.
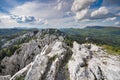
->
[0,0,120,28]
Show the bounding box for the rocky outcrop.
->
[0,29,65,76]
[1,29,65,49]
[10,62,33,80]
[2,32,35,48]
[2,41,119,80]
[25,41,72,80]
[68,42,120,80]
[0,75,11,80]
[0,29,120,80]
[0,34,64,75]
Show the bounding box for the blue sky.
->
[0,0,120,28]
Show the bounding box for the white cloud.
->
[0,14,19,28]
[37,19,48,25]
[8,1,76,28]
[0,13,48,28]
[10,15,36,23]
[117,12,120,16]
[71,0,95,20]
[91,7,109,17]
[105,17,116,21]
[10,1,72,19]
[10,2,59,19]
[75,8,88,20]
[54,0,73,11]
[115,21,120,26]
[0,13,10,19]
[10,2,45,18]
[0,0,119,28]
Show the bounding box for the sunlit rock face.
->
[0,29,65,76]
[25,41,72,80]
[68,42,120,80]
[0,29,120,80]
[0,75,11,80]
[1,32,35,48]
[8,41,120,80]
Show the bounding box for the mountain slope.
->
[60,26,120,55]
[1,40,120,80]
[60,26,120,46]
[0,29,120,80]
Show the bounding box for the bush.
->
[16,76,24,80]
[0,45,20,61]
[102,45,120,55]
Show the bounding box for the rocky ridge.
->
[0,29,120,80]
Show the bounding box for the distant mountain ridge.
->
[61,26,120,46]
[85,26,120,29]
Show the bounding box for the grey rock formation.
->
[0,34,63,75]
[8,41,120,80]
[68,42,120,80]
[1,40,41,75]
[0,75,11,80]
[10,62,33,80]
[0,29,120,80]
[2,32,35,48]
[25,41,72,80]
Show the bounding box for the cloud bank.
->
[0,0,120,28]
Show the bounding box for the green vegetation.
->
[64,36,73,47]
[50,55,58,61]
[61,26,120,55]
[16,76,24,80]
[0,45,20,61]
[0,35,37,61]
[0,29,30,48]
[0,28,38,48]
[102,45,120,55]
[0,28,38,61]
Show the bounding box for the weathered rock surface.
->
[68,42,120,80]
[0,29,120,80]
[7,41,120,80]
[2,32,35,48]
[0,29,65,76]
[0,75,11,80]
[25,41,72,80]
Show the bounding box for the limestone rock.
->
[0,75,11,80]
[25,41,72,80]
[0,29,120,80]
[68,41,120,80]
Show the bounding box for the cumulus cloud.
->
[105,17,116,21]
[0,0,120,28]
[10,15,36,23]
[117,12,120,16]
[10,1,73,19]
[0,13,19,28]
[0,13,48,28]
[0,13,10,19]
[37,19,48,25]
[54,0,73,11]
[115,21,120,26]
[8,0,75,28]
[91,7,109,18]
[10,2,56,19]
[71,0,95,20]
[10,15,49,25]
